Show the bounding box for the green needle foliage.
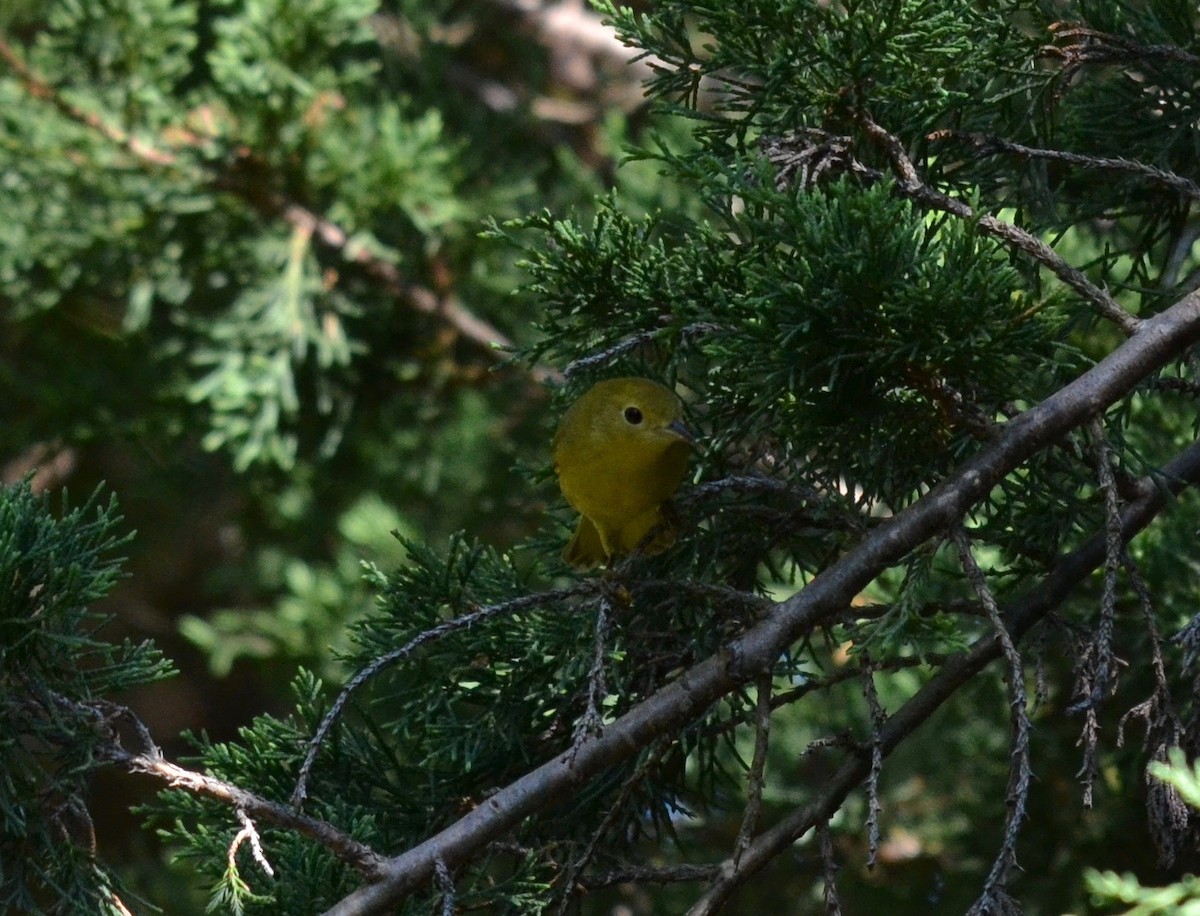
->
[6,0,1200,914]
[0,481,171,913]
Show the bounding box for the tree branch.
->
[0,36,528,371]
[86,708,387,880]
[292,583,597,808]
[929,130,1200,203]
[687,435,1200,914]
[321,290,1200,915]
[860,113,1142,335]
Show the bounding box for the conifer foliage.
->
[5,0,1200,914]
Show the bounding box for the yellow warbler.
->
[553,377,693,568]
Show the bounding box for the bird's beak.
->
[667,418,694,446]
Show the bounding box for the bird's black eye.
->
[624,406,643,425]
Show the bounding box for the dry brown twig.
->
[35,695,388,881]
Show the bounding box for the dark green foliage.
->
[7,0,1200,913]
[602,0,1040,139]
[1,0,567,476]
[156,526,792,912]
[0,481,171,913]
[0,0,629,678]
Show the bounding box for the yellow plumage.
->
[553,377,693,568]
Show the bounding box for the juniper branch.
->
[688,435,1200,915]
[929,131,1200,202]
[91,710,386,879]
[0,36,525,369]
[321,280,1200,916]
[860,112,1141,335]
[292,583,597,809]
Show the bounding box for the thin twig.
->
[572,596,614,757]
[564,330,660,377]
[682,475,820,504]
[1122,551,1175,715]
[930,131,1200,202]
[1117,551,1187,867]
[556,741,672,914]
[818,820,842,916]
[292,583,596,808]
[679,475,865,535]
[630,577,775,616]
[860,113,1141,335]
[1115,551,1177,751]
[564,323,722,377]
[578,862,720,889]
[700,655,940,742]
[1068,419,1124,713]
[733,673,773,866]
[952,527,1031,908]
[1076,704,1101,809]
[860,661,885,871]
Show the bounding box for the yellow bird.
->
[553,377,694,568]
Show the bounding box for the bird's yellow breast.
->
[553,377,694,566]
